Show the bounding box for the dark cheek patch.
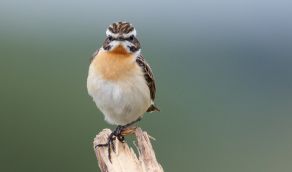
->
[103,38,112,50]
[128,46,138,52]
[103,45,111,50]
[128,38,140,52]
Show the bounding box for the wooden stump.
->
[93,128,164,172]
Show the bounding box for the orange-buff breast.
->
[92,50,138,81]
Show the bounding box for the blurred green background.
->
[1,0,292,171]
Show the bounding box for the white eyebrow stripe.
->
[106,28,137,38]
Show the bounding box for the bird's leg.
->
[95,117,142,162]
[119,117,142,138]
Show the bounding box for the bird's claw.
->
[95,117,141,163]
[95,126,134,162]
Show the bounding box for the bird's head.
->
[102,21,141,55]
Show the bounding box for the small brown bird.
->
[87,21,159,161]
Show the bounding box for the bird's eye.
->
[108,36,113,41]
[129,35,134,41]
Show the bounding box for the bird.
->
[87,21,159,161]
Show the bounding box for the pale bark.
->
[93,128,164,172]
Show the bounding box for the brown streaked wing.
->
[136,55,160,112]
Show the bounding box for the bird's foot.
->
[95,117,142,162]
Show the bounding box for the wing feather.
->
[136,54,159,112]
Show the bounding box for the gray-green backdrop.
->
[1,0,292,171]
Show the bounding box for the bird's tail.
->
[147,104,160,112]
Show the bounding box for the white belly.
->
[87,64,151,125]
